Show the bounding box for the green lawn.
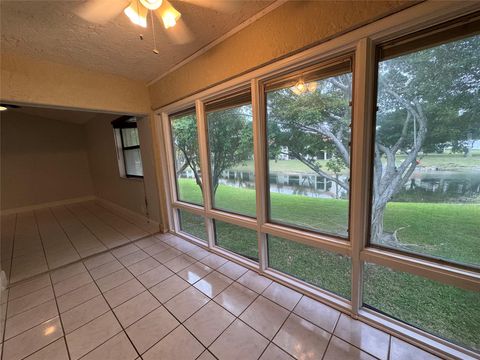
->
[229,152,480,174]
[176,179,480,351]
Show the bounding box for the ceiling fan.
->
[75,0,240,51]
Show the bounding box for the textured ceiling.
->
[0,0,273,82]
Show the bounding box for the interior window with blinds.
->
[112,116,143,177]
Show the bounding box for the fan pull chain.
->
[150,10,159,54]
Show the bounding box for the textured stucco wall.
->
[148,0,410,108]
[1,111,95,210]
[0,53,151,115]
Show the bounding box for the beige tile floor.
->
[0,232,443,360]
[1,201,155,284]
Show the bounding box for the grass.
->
[177,179,479,265]
[229,152,480,174]
[363,264,480,352]
[176,179,480,351]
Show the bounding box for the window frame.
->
[112,116,143,179]
[154,4,480,359]
[366,14,480,272]
[263,55,355,240]
[204,89,256,219]
[168,108,205,207]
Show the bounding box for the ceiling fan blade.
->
[75,0,130,24]
[165,19,194,44]
[177,0,241,13]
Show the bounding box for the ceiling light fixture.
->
[122,0,181,54]
[291,79,318,95]
[124,0,180,30]
[139,0,163,10]
[156,1,181,29]
[124,1,148,28]
[0,106,7,111]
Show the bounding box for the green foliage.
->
[207,106,254,192]
[267,74,351,165]
[377,34,480,154]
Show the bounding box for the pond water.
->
[179,168,480,202]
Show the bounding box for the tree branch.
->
[290,150,349,191]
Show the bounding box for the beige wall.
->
[148,0,410,108]
[1,53,150,115]
[1,111,94,210]
[85,116,161,224]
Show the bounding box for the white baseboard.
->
[95,198,161,234]
[0,196,97,215]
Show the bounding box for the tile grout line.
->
[5,231,159,289]
[150,234,357,357]
[5,213,18,290]
[76,262,144,360]
[78,202,145,244]
[33,209,72,360]
[254,288,303,360]
[320,308,342,360]
[62,204,116,255]
[1,214,18,360]
[7,232,397,360]
[95,201,154,236]
[112,245,217,357]
[48,271,73,360]
[48,206,84,263]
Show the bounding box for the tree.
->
[171,106,253,195]
[268,34,480,244]
[171,114,203,192]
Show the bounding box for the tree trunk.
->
[371,201,387,245]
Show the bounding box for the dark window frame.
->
[112,116,143,178]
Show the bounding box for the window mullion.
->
[350,37,376,315]
[195,99,215,249]
[251,79,268,272]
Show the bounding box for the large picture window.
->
[206,92,256,217]
[160,12,480,358]
[266,59,353,238]
[371,32,480,268]
[170,110,203,205]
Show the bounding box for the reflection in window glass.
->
[372,34,480,267]
[214,220,258,261]
[124,148,143,177]
[207,104,256,217]
[122,128,140,147]
[268,235,351,299]
[178,209,207,242]
[363,262,480,351]
[170,111,203,205]
[266,69,352,237]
